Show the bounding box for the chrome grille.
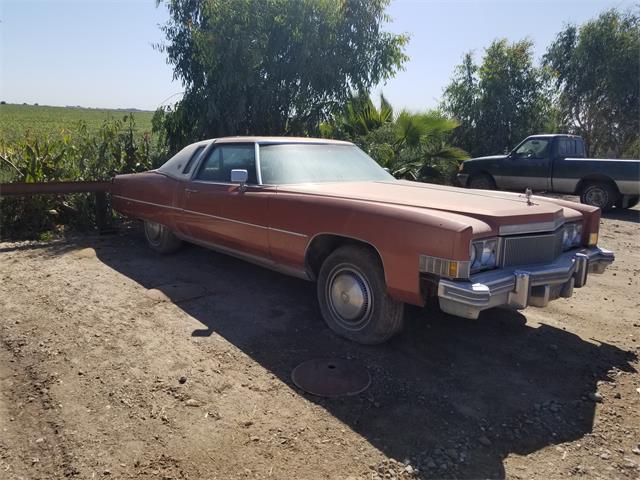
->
[501,230,564,267]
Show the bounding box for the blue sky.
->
[0,0,635,111]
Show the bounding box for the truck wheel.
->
[468,174,496,190]
[143,220,182,254]
[580,182,618,211]
[317,245,404,345]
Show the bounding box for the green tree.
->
[442,39,554,157]
[439,53,481,155]
[154,0,408,153]
[544,9,639,157]
[322,93,468,183]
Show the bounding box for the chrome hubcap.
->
[327,267,372,327]
[145,221,162,245]
[586,188,606,208]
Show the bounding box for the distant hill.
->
[0,104,155,143]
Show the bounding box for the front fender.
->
[270,193,491,305]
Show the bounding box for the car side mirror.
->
[230,169,248,191]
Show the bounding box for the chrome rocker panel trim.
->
[437,247,614,320]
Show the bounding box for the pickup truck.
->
[457,134,640,210]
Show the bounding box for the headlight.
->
[469,242,477,265]
[470,237,498,272]
[562,222,583,250]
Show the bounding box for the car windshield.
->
[258,143,394,184]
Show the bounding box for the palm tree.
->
[320,92,393,138]
[391,111,469,181]
[322,93,469,183]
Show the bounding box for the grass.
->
[0,103,154,143]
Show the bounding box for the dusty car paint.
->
[112,137,604,307]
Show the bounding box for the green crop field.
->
[0,104,155,143]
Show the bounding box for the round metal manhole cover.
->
[291,358,371,397]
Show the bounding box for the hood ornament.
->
[525,187,533,206]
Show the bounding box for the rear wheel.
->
[317,245,404,345]
[468,173,496,190]
[143,220,182,254]
[580,182,618,211]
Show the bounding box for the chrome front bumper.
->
[437,247,614,320]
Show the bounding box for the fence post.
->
[95,192,113,234]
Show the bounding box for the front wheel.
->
[143,220,182,254]
[317,245,404,344]
[468,173,496,190]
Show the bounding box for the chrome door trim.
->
[114,195,307,238]
[269,226,308,238]
[185,208,267,230]
[112,195,182,211]
[254,142,263,185]
[190,179,258,187]
[185,209,309,239]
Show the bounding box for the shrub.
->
[0,114,162,239]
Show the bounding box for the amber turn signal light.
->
[448,262,459,278]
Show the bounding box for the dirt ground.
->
[1,201,639,480]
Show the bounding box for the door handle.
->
[185,188,198,194]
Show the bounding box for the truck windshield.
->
[258,144,394,184]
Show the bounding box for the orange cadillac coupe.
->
[112,137,614,344]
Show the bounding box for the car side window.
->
[197,148,222,181]
[182,145,205,174]
[513,139,549,159]
[196,144,257,183]
[557,138,576,158]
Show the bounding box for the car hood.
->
[277,180,583,230]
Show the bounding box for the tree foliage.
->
[154,0,408,153]
[544,9,639,157]
[442,39,555,157]
[322,93,468,182]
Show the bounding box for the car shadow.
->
[601,207,640,224]
[88,231,637,479]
